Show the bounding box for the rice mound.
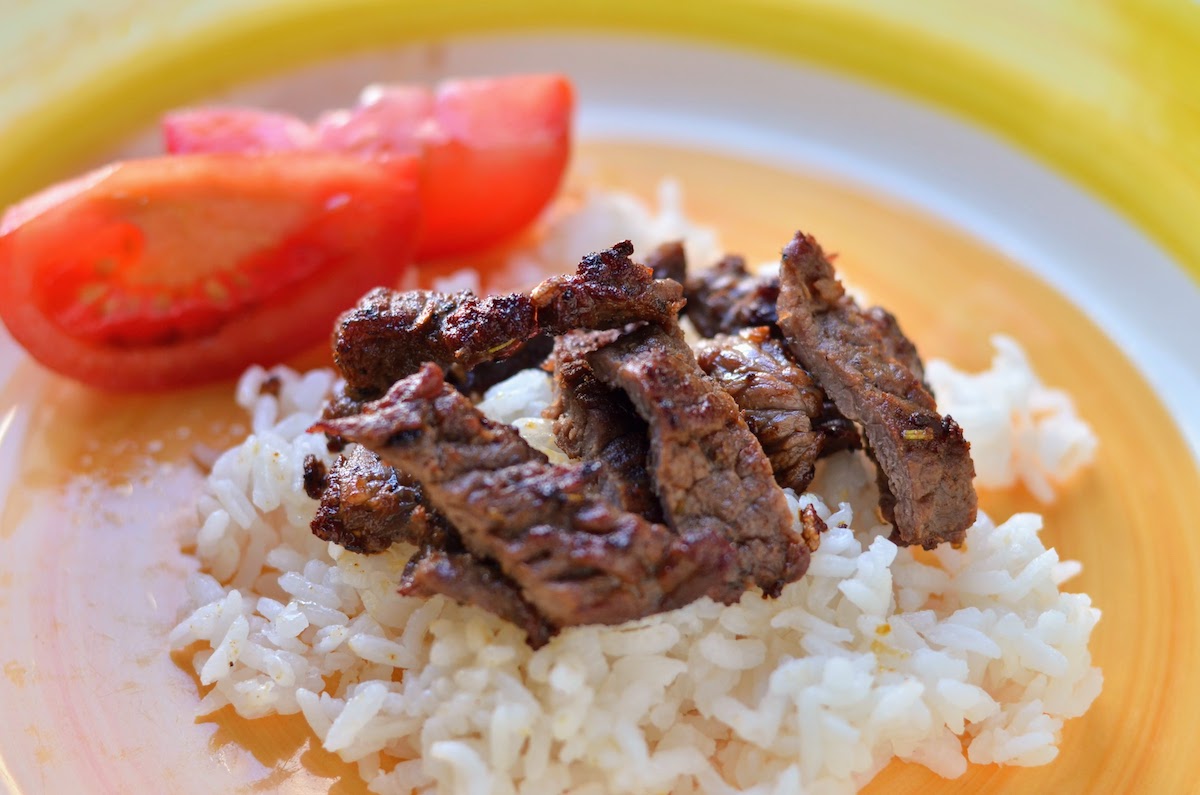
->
[169,188,1101,793]
[927,337,1097,503]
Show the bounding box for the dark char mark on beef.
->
[307,446,452,554]
[315,363,737,631]
[548,330,661,520]
[694,326,839,494]
[587,325,808,597]
[305,447,554,643]
[776,231,977,549]
[334,289,539,400]
[332,241,683,402]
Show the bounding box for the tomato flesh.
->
[162,107,313,153]
[0,153,420,390]
[163,74,574,260]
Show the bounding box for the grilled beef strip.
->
[334,289,539,401]
[330,240,682,408]
[530,240,685,332]
[547,330,661,520]
[399,545,554,647]
[694,326,834,494]
[307,446,557,645]
[644,240,688,284]
[587,324,808,598]
[308,446,454,555]
[683,254,861,456]
[684,254,780,338]
[315,363,737,630]
[776,231,977,549]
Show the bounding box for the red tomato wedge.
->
[0,153,420,390]
[162,74,574,260]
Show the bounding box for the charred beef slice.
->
[776,230,977,548]
[315,363,736,630]
[334,289,538,400]
[309,445,554,644]
[331,241,683,403]
[309,446,453,554]
[530,240,685,332]
[587,325,808,598]
[685,253,861,470]
[684,254,780,338]
[547,330,661,520]
[694,326,842,494]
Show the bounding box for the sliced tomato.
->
[0,153,420,390]
[165,74,574,260]
[162,107,314,153]
[313,85,433,156]
[414,75,573,259]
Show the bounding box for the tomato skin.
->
[0,153,420,391]
[164,75,574,260]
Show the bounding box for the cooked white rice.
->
[927,338,1098,503]
[170,189,1101,794]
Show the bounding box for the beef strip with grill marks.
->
[776,230,977,549]
[399,545,554,648]
[331,241,682,404]
[547,330,661,520]
[587,324,808,597]
[683,254,859,456]
[684,254,780,338]
[694,326,836,494]
[315,363,737,629]
[308,445,556,645]
[334,289,538,400]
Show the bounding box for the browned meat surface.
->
[776,231,977,549]
[531,240,685,333]
[694,326,844,493]
[587,325,808,597]
[684,254,780,338]
[316,363,736,629]
[332,241,682,401]
[308,441,556,645]
[301,455,328,500]
[309,446,453,555]
[644,240,687,284]
[333,288,538,399]
[548,330,660,519]
[400,546,554,647]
